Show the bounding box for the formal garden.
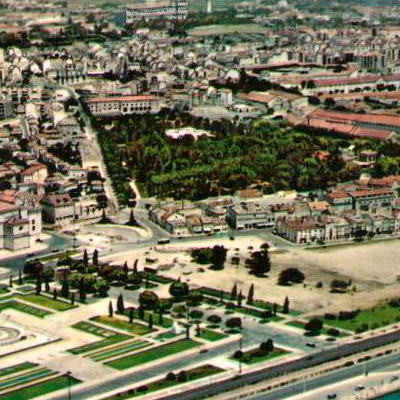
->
[68,321,132,355]
[105,339,201,370]
[104,364,224,399]
[231,340,289,365]
[0,362,79,400]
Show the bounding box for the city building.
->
[85,95,160,117]
[0,98,13,120]
[124,0,188,23]
[0,204,41,251]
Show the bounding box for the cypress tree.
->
[93,249,99,266]
[109,301,114,318]
[247,284,254,304]
[231,283,237,300]
[283,296,290,314]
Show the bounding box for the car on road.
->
[327,394,337,399]
[390,376,399,382]
[306,342,316,348]
[355,385,365,391]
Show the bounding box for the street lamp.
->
[66,371,72,400]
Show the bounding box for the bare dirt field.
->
[188,24,270,36]
[104,237,400,316]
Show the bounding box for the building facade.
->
[85,95,160,117]
[124,0,188,23]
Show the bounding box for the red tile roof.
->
[87,96,156,103]
[21,164,47,176]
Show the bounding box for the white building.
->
[124,0,188,23]
[0,205,42,251]
[85,95,160,117]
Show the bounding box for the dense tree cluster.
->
[94,112,356,203]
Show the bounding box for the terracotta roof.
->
[87,95,156,103]
[349,188,393,198]
[280,217,321,231]
[21,164,47,176]
[42,193,73,207]
[327,190,350,200]
[368,175,400,187]
[308,200,329,211]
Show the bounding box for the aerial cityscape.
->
[2,0,400,399]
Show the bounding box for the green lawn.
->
[0,375,80,400]
[68,321,131,355]
[0,285,9,294]
[0,363,37,379]
[0,300,51,318]
[232,306,283,322]
[0,369,56,391]
[321,304,400,332]
[106,364,224,399]
[33,250,78,263]
[71,321,121,338]
[155,331,179,341]
[89,340,150,362]
[68,337,128,355]
[14,294,75,312]
[105,339,200,370]
[15,285,36,294]
[123,308,173,328]
[91,316,153,336]
[231,347,289,365]
[199,329,228,342]
[286,320,348,337]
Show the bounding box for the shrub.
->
[233,350,243,359]
[278,268,305,285]
[136,386,148,392]
[389,299,400,308]
[305,318,323,333]
[177,370,188,383]
[327,328,340,337]
[324,313,336,320]
[166,372,176,381]
[189,310,204,320]
[330,279,349,291]
[338,310,358,320]
[139,290,159,310]
[226,317,242,329]
[169,280,189,299]
[207,315,222,324]
[259,339,274,353]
